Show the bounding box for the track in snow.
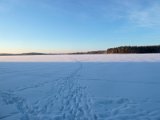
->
[0,62,98,120]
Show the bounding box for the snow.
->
[0,54,160,62]
[0,54,160,120]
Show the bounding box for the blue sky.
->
[0,0,160,53]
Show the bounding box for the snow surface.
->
[0,54,160,120]
[0,54,160,62]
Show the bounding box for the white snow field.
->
[0,54,160,62]
[0,54,160,120]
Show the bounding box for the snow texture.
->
[0,54,160,120]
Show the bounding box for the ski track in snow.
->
[0,62,98,120]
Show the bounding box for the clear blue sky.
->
[0,0,160,53]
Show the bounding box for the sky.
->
[0,0,160,53]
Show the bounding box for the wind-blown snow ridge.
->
[0,54,160,62]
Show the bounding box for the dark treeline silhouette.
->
[20,52,46,55]
[107,45,160,54]
[1,45,160,56]
[0,52,48,56]
[70,50,107,55]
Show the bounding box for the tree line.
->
[107,45,160,54]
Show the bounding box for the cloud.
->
[99,0,160,27]
[1,0,160,27]
[128,3,160,27]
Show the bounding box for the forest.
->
[107,45,160,54]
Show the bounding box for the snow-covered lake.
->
[0,54,160,120]
[0,54,160,62]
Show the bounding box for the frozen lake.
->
[0,54,160,62]
[0,54,160,120]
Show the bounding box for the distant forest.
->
[1,45,160,56]
[107,45,160,54]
